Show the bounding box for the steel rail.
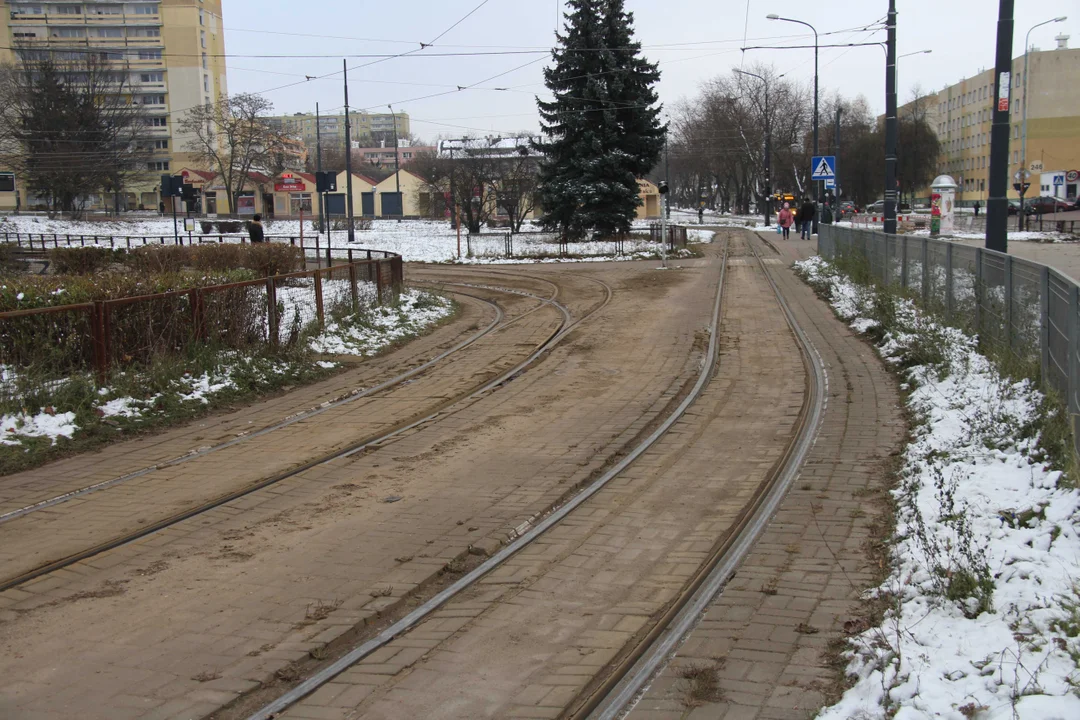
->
[0,266,573,526]
[0,279,595,593]
[580,232,828,720]
[240,241,726,720]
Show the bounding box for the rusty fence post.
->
[266,277,279,346]
[375,260,384,306]
[348,250,359,311]
[91,301,110,385]
[189,288,205,341]
[314,268,325,328]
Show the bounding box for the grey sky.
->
[222,1,1077,140]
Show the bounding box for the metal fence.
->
[819,224,1079,455]
[0,251,403,398]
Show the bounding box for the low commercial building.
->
[374,170,425,217]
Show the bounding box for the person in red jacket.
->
[778,202,794,240]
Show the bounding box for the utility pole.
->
[343,60,356,244]
[664,129,671,219]
[389,104,401,215]
[835,105,843,210]
[316,102,325,239]
[884,0,899,234]
[986,0,1015,253]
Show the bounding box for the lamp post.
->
[896,49,932,209]
[734,68,775,227]
[1021,16,1067,230]
[767,13,818,233]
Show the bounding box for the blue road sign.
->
[811,156,836,180]
[824,178,836,189]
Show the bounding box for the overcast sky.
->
[221,0,1077,141]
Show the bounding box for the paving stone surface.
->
[0,259,714,720]
[627,232,904,720]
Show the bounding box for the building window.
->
[138,50,163,60]
[202,53,208,70]
[141,94,165,105]
[146,116,167,127]
[153,139,168,149]
[54,27,85,38]
[140,72,164,83]
[131,27,161,38]
[200,31,206,49]
[147,161,170,171]
[96,27,123,37]
[55,5,82,14]
[133,4,158,14]
[11,5,44,14]
[88,4,121,14]
[199,9,204,25]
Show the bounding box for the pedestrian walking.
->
[778,202,794,240]
[698,205,704,224]
[799,198,816,239]
[248,213,265,243]
[158,200,165,216]
[974,201,981,217]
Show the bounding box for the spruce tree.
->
[536,0,665,239]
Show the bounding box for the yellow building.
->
[329,171,379,218]
[0,0,228,211]
[636,179,661,219]
[902,38,1080,205]
[374,170,424,217]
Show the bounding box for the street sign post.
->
[811,156,836,181]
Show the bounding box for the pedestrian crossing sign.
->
[811,156,836,180]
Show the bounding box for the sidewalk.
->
[629,232,904,719]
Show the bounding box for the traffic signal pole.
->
[343,60,356,245]
[986,0,1015,253]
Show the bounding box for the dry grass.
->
[678,661,726,708]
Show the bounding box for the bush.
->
[218,220,243,234]
[0,243,21,274]
[200,221,215,234]
[122,244,303,278]
[48,247,124,275]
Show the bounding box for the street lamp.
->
[895,49,932,209]
[734,68,777,227]
[768,13,818,232]
[1021,16,1067,229]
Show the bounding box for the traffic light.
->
[315,171,337,193]
[160,174,183,197]
[658,180,669,195]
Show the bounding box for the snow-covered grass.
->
[796,255,1080,720]
[0,215,711,264]
[0,287,454,472]
[309,289,454,356]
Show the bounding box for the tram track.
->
[230,230,827,720]
[225,238,734,720]
[0,269,612,593]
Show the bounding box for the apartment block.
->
[903,36,1079,205]
[267,111,411,152]
[0,0,228,210]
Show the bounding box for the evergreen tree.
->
[536,0,665,239]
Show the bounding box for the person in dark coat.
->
[799,198,816,239]
[248,214,265,243]
[974,201,981,217]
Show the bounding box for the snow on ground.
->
[309,289,454,357]
[0,408,77,446]
[796,255,1080,720]
[1,215,715,264]
[832,220,1075,243]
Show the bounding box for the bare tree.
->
[490,147,539,233]
[179,93,283,214]
[407,149,452,219]
[0,52,152,216]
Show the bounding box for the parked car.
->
[864,200,910,214]
[1026,196,1073,214]
[838,201,859,217]
[1007,200,1021,215]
